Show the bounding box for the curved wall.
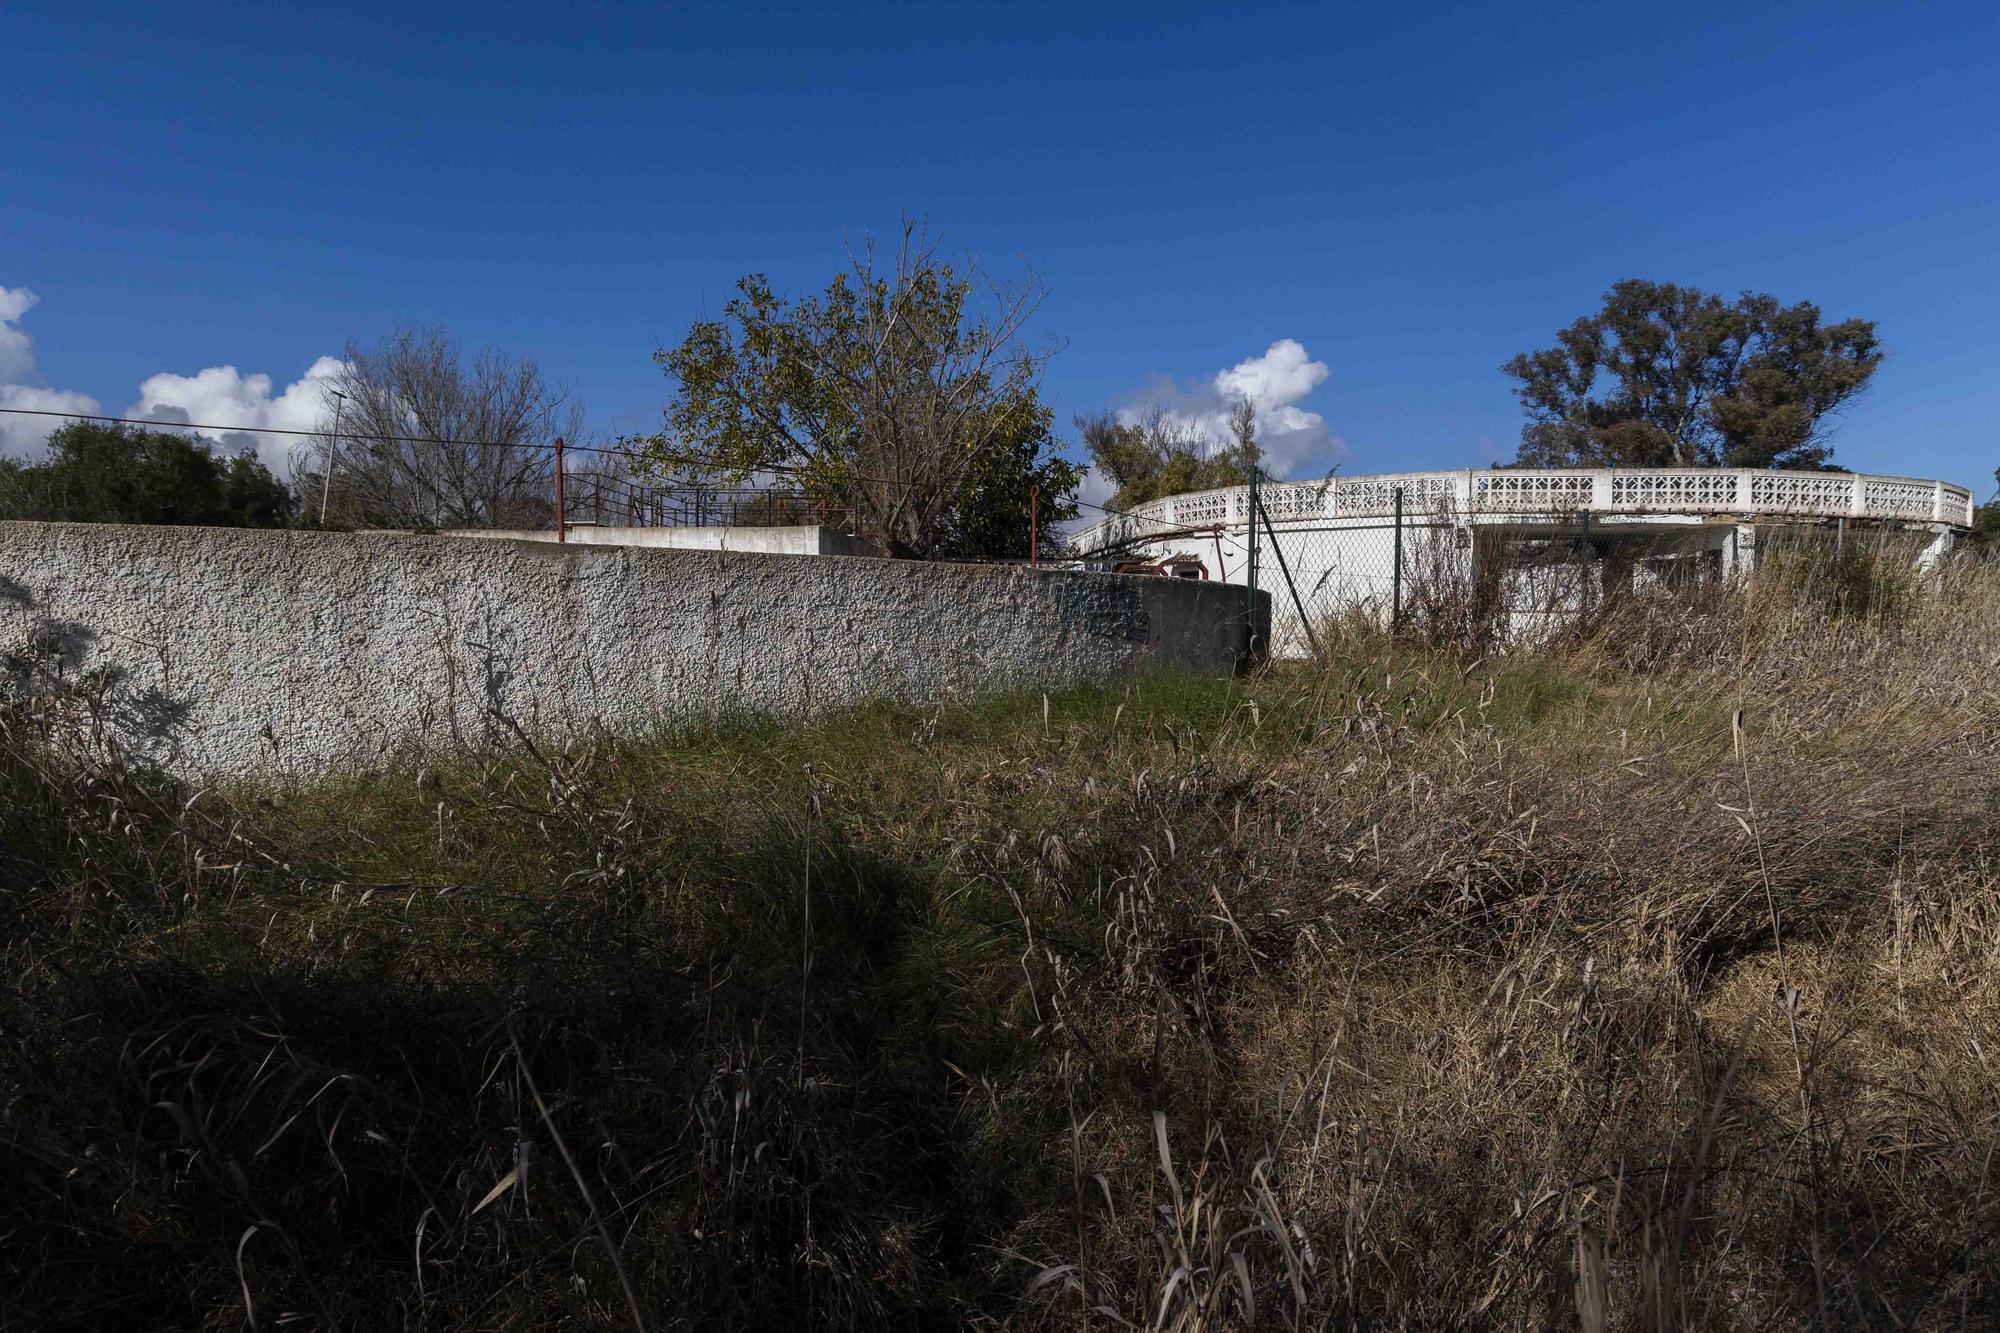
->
[1,523,1265,777]
[1073,467,1974,557]
[1072,468,1970,655]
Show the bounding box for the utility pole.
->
[318,389,345,526]
[1029,484,1039,568]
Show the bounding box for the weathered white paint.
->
[1,522,1264,777]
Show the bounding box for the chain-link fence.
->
[1243,494,1963,657]
[1074,466,1970,658]
[1236,481,1752,656]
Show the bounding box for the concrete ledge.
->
[1,522,1264,777]
[440,523,879,557]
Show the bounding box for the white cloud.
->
[0,286,41,382]
[0,281,339,474]
[1216,338,1328,414]
[1072,461,1118,519]
[0,384,105,458]
[127,356,346,476]
[1115,338,1344,477]
[0,287,105,458]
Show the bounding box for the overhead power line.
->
[0,404,849,487]
[0,403,1171,529]
[0,405,627,456]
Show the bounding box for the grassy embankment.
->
[5,544,1998,1329]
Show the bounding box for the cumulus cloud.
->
[128,357,346,475]
[0,282,340,474]
[0,383,105,459]
[1114,338,1344,478]
[0,286,104,458]
[1217,339,1328,415]
[1071,459,1119,521]
[1062,339,1346,535]
[0,286,40,381]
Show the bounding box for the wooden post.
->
[555,437,566,542]
[1029,485,1039,567]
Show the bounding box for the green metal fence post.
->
[1255,487,1321,657]
[1392,485,1404,633]
[1246,464,1262,654]
[1581,508,1593,607]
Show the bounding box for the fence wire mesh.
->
[1078,467,1968,658]
[1236,493,1955,656]
[1229,484,1761,656]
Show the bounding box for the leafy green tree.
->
[1078,399,1261,511]
[1967,468,2000,552]
[653,223,1065,558]
[931,397,1082,560]
[0,421,294,526]
[1504,280,1882,469]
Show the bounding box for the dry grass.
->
[4,544,1999,1329]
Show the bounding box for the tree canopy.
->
[0,421,293,527]
[303,323,580,530]
[930,397,1081,560]
[1078,402,1261,512]
[653,224,1074,559]
[1504,280,1882,470]
[1968,467,2000,552]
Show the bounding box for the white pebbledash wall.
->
[438,523,879,557]
[0,523,1264,778]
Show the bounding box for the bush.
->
[0,421,294,527]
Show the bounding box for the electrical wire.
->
[0,405,628,456]
[0,403,1187,532]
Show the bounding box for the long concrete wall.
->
[0,522,1263,777]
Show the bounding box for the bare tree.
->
[308,324,583,529]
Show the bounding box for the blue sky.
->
[3,0,1997,498]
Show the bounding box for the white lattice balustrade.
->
[1609,471,1739,510]
[1071,467,1972,557]
[1473,471,1595,512]
[1749,472,1855,515]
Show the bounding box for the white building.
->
[1070,467,1975,653]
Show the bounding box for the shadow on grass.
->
[2,801,1048,1330]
